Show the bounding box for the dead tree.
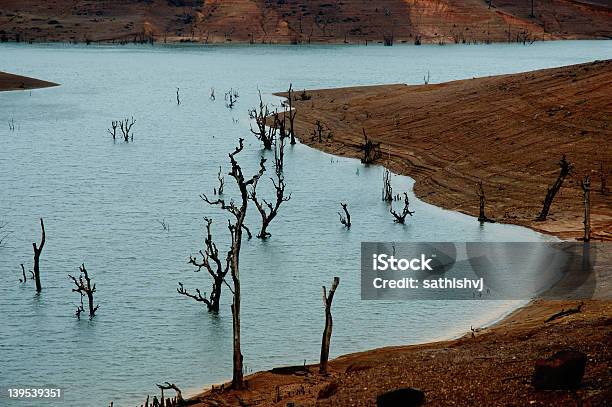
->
[382,169,393,202]
[156,382,184,406]
[273,120,286,176]
[390,193,415,224]
[338,203,351,228]
[210,87,216,101]
[287,84,297,145]
[107,120,118,140]
[250,161,291,239]
[249,91,275,150]
[358,129,381,164]
[69,264,99,319]
[176,87,180,105]
[19,263,30,283]
[32,218,45,292]
[225,88,239,109]
[311,120,332,143]
[179,218,230,313]
[274,111,288,143]
[201,139,264,388]
[476,181,494,222]
[217,166,225,195]
[119,116,136,142]
[536,155,573,221]
[320,277,339,375]
[581,176,590,242]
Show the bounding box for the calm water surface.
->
[1,41,610,406]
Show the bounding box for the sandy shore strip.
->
[183,62,611,406]
[0,71,58,91]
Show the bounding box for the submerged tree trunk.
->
[581,176,591,242]
[32,218,45,292]
[320,277,339,375]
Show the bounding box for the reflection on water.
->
[1,41,610,406]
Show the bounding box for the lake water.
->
[1,41,610,407]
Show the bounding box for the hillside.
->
[279,60,612,240]
[0,0,610,44]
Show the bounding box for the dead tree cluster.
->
[359,129,381,164]
[8,117,15,131]
[130,382,185,407]
[390,193,415,224]
[319,277,339,375]
[180,139,264,388]
[338,203,351,228]
[536,155,573,221]
[108,117,136,142]
[225,88,239,109]
[249,91,276,150]
[69,264,99,320]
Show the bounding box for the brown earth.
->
[279,60,612,241]
[188,299,611,406]
[0,0,610,45]
[0,71,58,91]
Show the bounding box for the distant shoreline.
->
[0,71,58,92]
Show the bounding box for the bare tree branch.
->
[390,193,414,224]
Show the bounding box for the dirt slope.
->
[0,0,609,44]
[0,71,58,91]
[279,60,612,240]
